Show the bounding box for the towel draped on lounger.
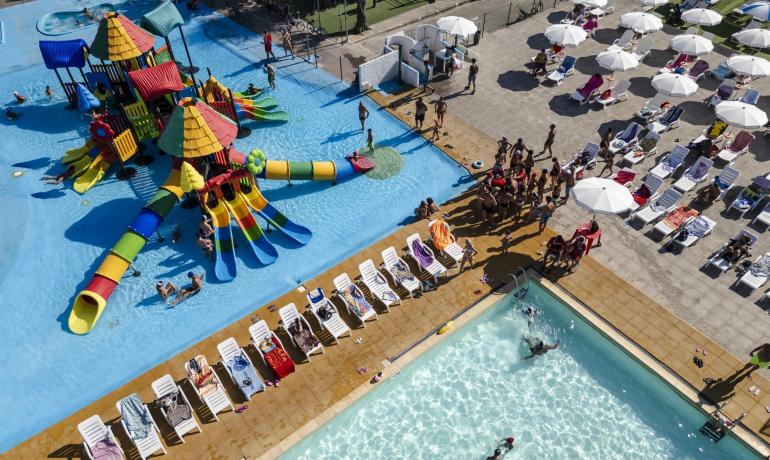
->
[119,393,154,440]
[225,350,265,397]
[159,390,192,427]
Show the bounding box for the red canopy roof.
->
[128,61,184,101]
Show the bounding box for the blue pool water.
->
[0,0,466,452]
[37,2,117,36]
[283,282,757,460]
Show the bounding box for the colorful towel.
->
[578,74,603,99]
[663,207,698,229]
[263,338,295,378]
[187,355,219,399]
[91,437,122,460]
[342,285,373,317]
[226,350,265,397]
[411,239,435,268]
[687,162,709,181]
[119,393,153,440]
[287,318,321,354]
[391,260,417,286]
[429,219,455,251]
[687,217,711,238]
[159,390,192,428]
[633,184,652,205]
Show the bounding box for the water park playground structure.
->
[39,3,376,335]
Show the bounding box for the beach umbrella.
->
[90,12,154,62]
[571,178,634,216]
[573,0,608,7]
[681,8,723,26]
[671,34,714,56]
[637,0,669,6]
[157,97,238,158]
[652,73,699,97]
[545,24,588,47]
[716,101,769,129]
[738,2,770,22]
[620,12,664,33]
[727,54,770,77]
[436,16,478,36]
[596,50,640,71]
[733,28,770,48]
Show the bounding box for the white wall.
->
[358,46,399,92]
[401,62,420,88]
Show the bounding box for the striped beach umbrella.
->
[90,12,155,62]
[158,97,238,158]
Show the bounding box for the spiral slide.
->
[218,187,278,266]
[203,192,237,282]
[239,177,312,246]
[68,167,183,334]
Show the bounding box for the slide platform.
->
[73,152,111,194]
[239,179,312,246]
[204,192,238,282]
[220,189,278,266]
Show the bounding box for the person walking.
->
[548,158,561,188]
[466,58,479,93]
[415,97,428,130]
[358,101,369,132]
[599,152,614,177]
[263,30,276,61]
[281,29,294,57]
[541,124,556,157]
[433,97,447,128]
[562,166,576,203]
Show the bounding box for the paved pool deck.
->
[5,84,770,458]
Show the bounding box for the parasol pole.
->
[178,25,197,90]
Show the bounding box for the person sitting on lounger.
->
[719,236,751,267]
[543,235,566,272]
[523,336,560,359]
[696,182,721,206]
[156,281,178,301]
[40,164,76,185]
[171,272,204,306]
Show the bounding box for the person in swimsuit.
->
[171,272,205,306]
[497,186,513,220]
[367,128,374,152]
[543,234,566,272]
[742,343,770,377]
[523,150,535,177]
[156,281,178,301]
[459,238,479,271]
[263,31,276,60]
[199,215,214,238]
[562,166,576,203]
[512,191,525,221]
[542,124,556,158]
[266,64,276,90]
[426,197,439,216]
[523,337,560,359]
[548,158,561,188]
[281,29,294,57]
[500,229,513,255]
[539,196,555,233]
[414,97,427,130]
[433,96,447,128]
[415,201,429,219]
[536,168,548,198]
[358,101,369,132]
[479,190,497,223]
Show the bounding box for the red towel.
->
[613,170,635,185]
[265,338,295,379]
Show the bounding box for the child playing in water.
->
[45,85,54,99]
[430,119,440,142]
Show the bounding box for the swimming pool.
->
[36,2,117,36]
[0,0,466,452]
[282,282,757,459]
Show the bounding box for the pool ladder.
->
[509,267,529,300]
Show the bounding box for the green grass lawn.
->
[293,0,430,35]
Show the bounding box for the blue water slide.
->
[127,208,162,239]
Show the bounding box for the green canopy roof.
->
[141,1,184,38]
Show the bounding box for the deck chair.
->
[752,202,770,231]
[217,337,265,399]
[659,53,694,73]
[622,131,660,166]
[78,415,125,460]
[673,157,713,192]
[590,0,615,16]
[632,188,683,225]
[635,93,669,122]
[570,74,604,104]
[333,273,379,324]
[709,79,735,107]
[306,287,352,342]
[595,79,631,109]
[710,59,733,81]
[670,216,716,250]
[151,374,202,442]
[610,167,636,186]
[184,355,234,421]
[739,87,760,105]
[608,29,635,51]
[736,254,770,291]
[278,303,324,361]
[650,206,699,239]
[359,259,402,308]
[707,230,758,272]
[428,219,464,265]
[647,105,683,134]
[687,60,710,81]
[717,131,754,164]
[728,176,770,217]
[714,166,741,200]
[629,175,664,212]
[630,37,653,62]
[381,246,421,296]
[649,145,688,180]
[406,233,448,283]
[563,142,601,173]
[115,394,165,460]
[608,122,642,155]
[547,56,576,85]
[248,320,296,378]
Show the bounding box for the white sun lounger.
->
[629,175,664,212]
[115,395,166,460]
[752,202,770,231]
[306,287,352,342]
[249,319,295,364]
[647,105,683,134]
[217,337,265,398]
[608,122,642,155]
[78,415,125,460]
[622,131,660,167]
[428,220,464,265]
[715,166,740,199]
[673,157,713,192]
[547,55,576,85]
[406,233,448,282]
[632,188,683,226]
[735,254,770,291]
[278,303,324,361]
[650,207,698,239]
[590,0,615,16]
[151,374,202,442]
[381,246,421,296]
[716,131,754,164]
[608,29,635,51]
[595,79,630,109]
[634,93,669,122]
[563,142,601,173]
[630,37,653,61]
[333,273,380,324]
[649,145,688,180]
[707,229,758,272]
[670,216,716,249]
[358,260,402,308]
[728,175,770,217]
[184,355,234,421]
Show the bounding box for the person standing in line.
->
[539,196,556,233]
[541,124,556,157]
[263,30,276,61]
[266,64,276,90]
[548,158,561,188]
[563,166,576,203]
[358,101,369,132]
[466,58,479,93]
[281,29,294,57]
[415,97,427,130]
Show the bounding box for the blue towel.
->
[119,393,153,440]
[226,351,265,397]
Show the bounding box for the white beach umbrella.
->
[597,50,640,71]
[620,12,664,33]
[671,34,714,56]
[738,2,770,22]
[726,54,770,77]
[733,28,770,48]
[716,101,769,129]
[681,8,723,26]
[573,0,608,7]
[651,73,699,97]
[637,0,669,6]
[436,16,478,36]
[545,24,588,47]
[571,178,634,215]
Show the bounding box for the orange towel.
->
[664,207,698,229]
[429,219,455,251]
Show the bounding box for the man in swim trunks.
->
[156,281,178,301]
[414,97,427,130]
[742,343,770,377]
[171,272,204,306]
[523,337,560,359]
[497,436,515,454]
[358,101,369,132]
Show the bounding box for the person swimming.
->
[523,335,559,360]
